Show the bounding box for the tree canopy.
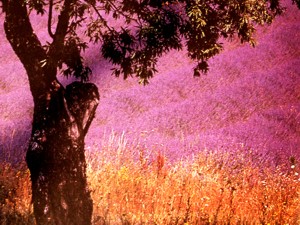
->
[2,0,299,85]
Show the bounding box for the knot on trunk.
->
[65,81,99,137]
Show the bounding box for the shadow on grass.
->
[0,127,30,165]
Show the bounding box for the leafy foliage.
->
[85,0,284,83]
[1,0,287,83]
[60,37,92,82]
[293,0,300,8]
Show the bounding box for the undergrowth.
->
[1,133,300,224]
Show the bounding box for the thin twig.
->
[88,2,113,32]
[48,0,55,38]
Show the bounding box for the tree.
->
[0,0,299,224]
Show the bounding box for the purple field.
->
[0,0,300,165]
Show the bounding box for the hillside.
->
[0,0,299,164]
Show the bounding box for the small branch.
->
[48,0,74,65]
[1,0,8,13]
[108,0,139,24]
[48,0,55,38]
[107,0,140,24]
[89,2,113,33]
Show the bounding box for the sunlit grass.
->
[1,133,300,224]
[86,134,300,224]
[0,162,34,224]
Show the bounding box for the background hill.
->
[0,0,299,164]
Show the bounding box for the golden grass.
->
[0,162,34,224]
[86,134,300,225]
[1,135,300,224]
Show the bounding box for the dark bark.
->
[3,1,99,224]
[26,80,99,225]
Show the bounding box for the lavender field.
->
[1,0,299,163]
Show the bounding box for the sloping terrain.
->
[0,0,299,164]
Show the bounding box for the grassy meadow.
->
[1,133,300,224]
[1,0,300,224]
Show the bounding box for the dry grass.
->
[86,134,300,225]
[1,134,300,224]
[0,162,34,225]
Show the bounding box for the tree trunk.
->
[26,81,99,225]
[3,1,99,224]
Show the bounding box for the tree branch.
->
[0,0,8,12]
[106,0,140,24]
[53,0,73,41]
[3,0,48,97]
[89,2,113,33]
[48,0,55,38]
[48,0,74,64]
